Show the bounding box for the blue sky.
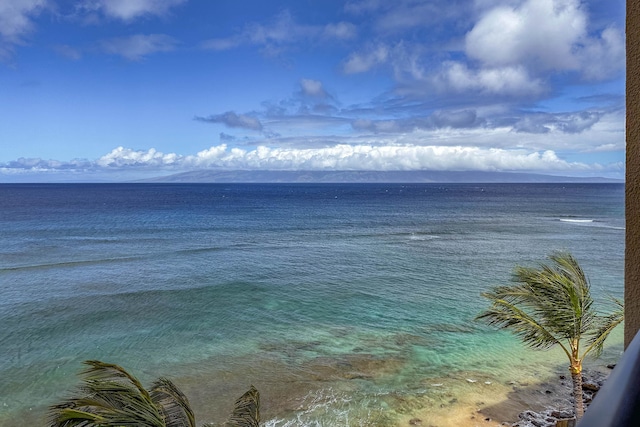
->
[0,0,625,181]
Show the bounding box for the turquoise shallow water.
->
[0,183,625,425]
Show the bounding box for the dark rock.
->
[607,364,616,369]
[551,410,574,419]
[484,417,491,421]
[582,382,600,392]
[559,375,566,380]
[519,411,535,419]
[545,390,552,394]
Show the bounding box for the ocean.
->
[0,183,625,426]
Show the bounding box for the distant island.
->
[138,170,623,183]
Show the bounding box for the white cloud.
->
[90,144,594,173]
[80,0,186,21]
[202,10,356,55]
[343,44,389,74]
[2,105,624,177]
[97,147,182,167]
[0,0,47,59]
[465,0,624,79]
[578,26,625,80]
[466,0,584,70]
[100,34,177,60]
[512,111,603,134]
[433,61,545,96]
[323,22,357,40]
[300,79,328,98]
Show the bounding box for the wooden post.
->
[626,0,640,349]
[555,418,576,427]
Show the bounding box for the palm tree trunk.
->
[571,370,584,419]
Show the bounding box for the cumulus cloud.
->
[465,0,624,80]
[195,111,264,131]
[0,0,47,60]
[77,0,186,22]
[466,0,584,70]
[343,0,622,103]
[578,26,625,81]
[97,146,182,167]
[432,62,545,97]
[2,106,624,179]
[343,39,548,100]
[2,144,601,175]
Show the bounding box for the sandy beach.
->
[174,348,616,427]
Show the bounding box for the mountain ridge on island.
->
[137,170,623,184]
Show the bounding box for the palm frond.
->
[476,292,569,356]
[517,254,594,339]
[150,377,196,427]
[49,360,166,427]
[47,405,106,426]
[478,252,618,422]
[225,386,260,427]
[477,252,613,361]
[583,297,624,358]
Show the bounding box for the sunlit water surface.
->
[0,183,624,426]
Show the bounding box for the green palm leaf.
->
[476,252,624,420]
[225,386,260,427]
[51,361,263,427]
[150,378,196,427]
[584,297,624,358]
[48,361,190,427]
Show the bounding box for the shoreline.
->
[0,359,615,427]
[0,330,623,427]
[394,366,611,427]
[175,348,618,427]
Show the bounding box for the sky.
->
[0,0,626,182]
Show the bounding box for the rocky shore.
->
[509,367,611,427]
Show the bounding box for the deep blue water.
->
[0,183,625,426]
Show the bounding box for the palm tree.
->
[49,360,260,427]
[476,252,623,420]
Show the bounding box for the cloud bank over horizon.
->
[2,133,623,180]
[0,0,625,181]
